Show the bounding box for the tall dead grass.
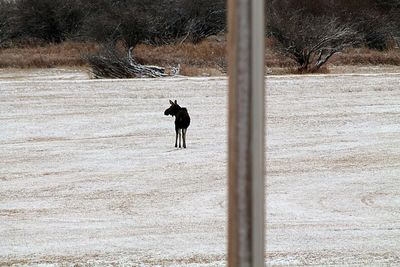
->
[134,39,227,76]
[0,37,399,75]
[331,47,400,66]
[0,42,98,68]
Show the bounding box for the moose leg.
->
[178,129,182,148]
[182,128,187,148]
[175,128,178,147]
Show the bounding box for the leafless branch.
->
[270,10,361,72]
[85,45,182,79]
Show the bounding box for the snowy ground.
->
[1,69,400,266]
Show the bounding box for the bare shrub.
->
[270,10,361,72]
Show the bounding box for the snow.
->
[1,69,400,265]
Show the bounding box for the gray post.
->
[227,0,265,266]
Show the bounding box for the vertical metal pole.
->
[228,0,265,266]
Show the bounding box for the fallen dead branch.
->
[85,45,179,79]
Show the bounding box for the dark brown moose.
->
[164,100,191,148]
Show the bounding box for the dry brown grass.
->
[0,42,98,68]
[1,37,400,76]
[331,47,400,66]
[134,39,227,76]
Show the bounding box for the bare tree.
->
[179,0,226,43]
[386,1,400,47]
[271,11,361,72]
[0,0,14,47]
[0,18,10,47]
[12,0,85,43]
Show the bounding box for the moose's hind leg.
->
[182,128,187,148]
[178,129,182,148]
[175,129,178,147]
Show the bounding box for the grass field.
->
[1,70,400,265]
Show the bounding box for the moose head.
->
[164,100,181,117]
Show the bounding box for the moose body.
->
[164,100,190,148]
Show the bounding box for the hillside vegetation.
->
[0,0,399,75]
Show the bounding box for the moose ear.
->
[169,100,174,105]
[174,100,177,104]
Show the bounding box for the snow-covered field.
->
[1,70,400,266]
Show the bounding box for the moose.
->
[164,100,191,148]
